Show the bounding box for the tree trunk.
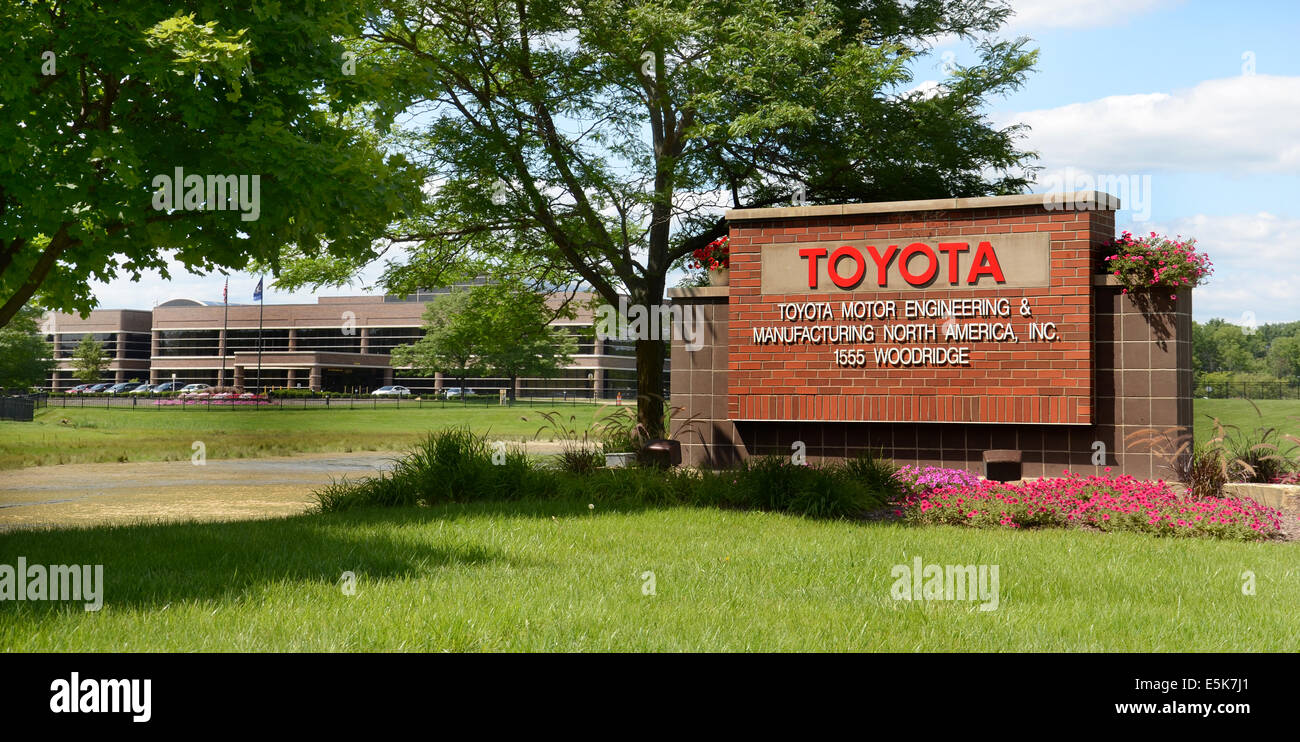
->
[635,337,666,439]
[0,227,71,329]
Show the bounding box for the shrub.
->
[267,388,352,399]
[1211,412,1297,484]
[312,427,536,511]
[734,456,895,518]
[315,431,894,520]
[591,401,707,456]
[1126,405,1300,495]
[1181,442,1230,499]
[315,437,1281,541]
[843,452,907,501]
[555,445,604,475]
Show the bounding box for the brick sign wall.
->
[725,196,1117,425]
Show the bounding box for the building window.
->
[366,327,425,354]
[54,332,118,359]
[294,328,362,353]
[224,329,290,353]
[603,337,636,357]
[155,330,219,356]
[122,332,151,360]
[555,325,596,354]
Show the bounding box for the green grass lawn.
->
[8,398,1300,472]
[1192,399,1300,444]
[0,402,611,470]
[0,501,1294,651]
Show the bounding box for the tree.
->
[0,304,55,389]
[0,4,420,328]
[1267,335,1300,380]
[274,0,1037,437]
[70,334,108,383]
[391,282,576,396]
[475,283,576,400]
[390,289,487,392]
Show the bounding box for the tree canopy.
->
[390,281,575,395]
[391,288,486,389]
[473,282,576,398]
[0,2,421,328]
[1193,318,1300,390]
[275,0,1038,436]
[0,304,55,389]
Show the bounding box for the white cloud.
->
[903,79,946,100]
[1144,212,1300,324]
[1004,0,1182,30]
[1004,75,1300,175]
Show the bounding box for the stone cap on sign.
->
[666,286,730,299]
[724,191,1121,221]
[982,449,1022,464]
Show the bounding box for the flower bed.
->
[153,394,270,406]
[894,464,982,492]
[897,469,1284,541]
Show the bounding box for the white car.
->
[371,385,411,396]
[179,383,212,394]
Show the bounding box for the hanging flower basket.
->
[691,236,730,286]
[1102,231,1212,300]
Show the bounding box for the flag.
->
[253,278,263,302]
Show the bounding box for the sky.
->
[86,0,1300,325]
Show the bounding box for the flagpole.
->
[256,277,264,394]
[221,277,228,388]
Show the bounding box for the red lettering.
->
[899,243,938,286]
[967,241,1006,283]
[799,247,828,288]
[866,244,898,286]
[828,246,866,288]
[937,242,969,284]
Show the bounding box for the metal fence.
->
[1198,380,1300,400]
[45,389,651,412]
[0,393,47,421]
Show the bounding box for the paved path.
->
[0,441,578,532]
[0,452,402,531]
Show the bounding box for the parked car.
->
[127,383,153,394]
[87,383,113,393]
[151,382,182,393]
[179,384,212,394]
[371,385,411,396]
[442,387,475,398]
[64,384,93,394]
[105,382,137,394]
